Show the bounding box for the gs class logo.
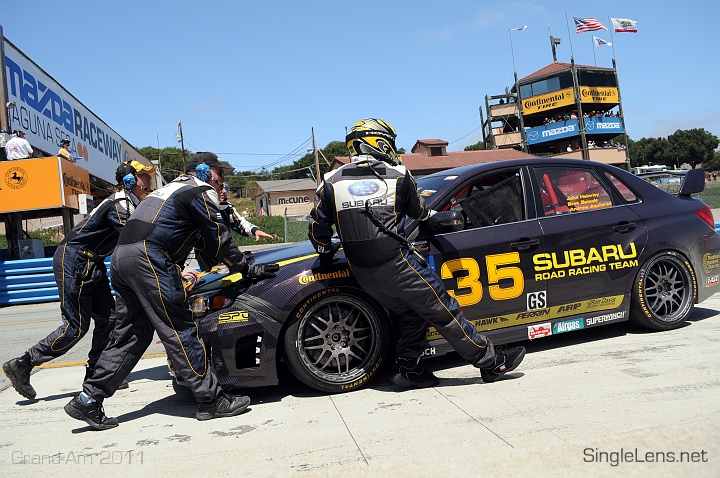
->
[4,167,28,189]
[348,181,380,196]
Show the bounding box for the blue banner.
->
[584,117,623,134]
[526,120,579,145]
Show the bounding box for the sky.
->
[3,0,718,173]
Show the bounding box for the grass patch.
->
[231,215,309,246]
[0,228,65,249]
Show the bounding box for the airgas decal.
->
[552,318,584,334]
[298,269,352,284]
[218,310,249,324]
[533,243,638,281]
[425,294,624,340]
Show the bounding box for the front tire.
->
[283,292,389,393]
[631,251,696,331]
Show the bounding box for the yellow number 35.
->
[440,252,524,307]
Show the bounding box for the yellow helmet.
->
[346,118,400,165]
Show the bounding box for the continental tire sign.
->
[522,88,575,116]
[580,87,619,104]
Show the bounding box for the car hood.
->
[250,241,319,265]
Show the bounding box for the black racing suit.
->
[84,175,250,403]
[27,190,139,370]
[309,156,495,366]
[196,201,259,271]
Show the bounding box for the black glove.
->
[243,250,256,266]
[246,262,280,281]
[318,242,341,266]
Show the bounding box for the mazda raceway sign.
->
[3,39,146,184]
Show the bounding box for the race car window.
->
[442,170,525,229]
[604,171,638,202]
[534,167,615,216]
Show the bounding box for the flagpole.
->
[565,11,575,58]
[607,14,617,63]
[592,37,597,66]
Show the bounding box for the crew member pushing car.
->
[309,119,526,387]
[64,152,279,429]
[3,160,155,399]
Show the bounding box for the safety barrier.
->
[3,223,720,306]
[0,256,111,306]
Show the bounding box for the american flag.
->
[573,17,608,34]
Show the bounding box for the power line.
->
[448,126,483,145]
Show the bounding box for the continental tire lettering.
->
[294,288,341,318]
[339,357,383,390]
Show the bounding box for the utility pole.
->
[178,121,187,172]
[312,127,321,185]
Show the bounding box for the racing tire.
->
[630,251,696,331]
[283,291,390,393]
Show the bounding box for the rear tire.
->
[631,251,696,331]
[283,292,389,393]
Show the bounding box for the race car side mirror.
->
[427,210,464,234]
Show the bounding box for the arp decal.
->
[585,311,626,327]
[527,291,547,310]
[426,295,624,340]
[552,318,584,334]
[533,243,638,281]
[706,275,719,287]
[218,310,249,324]
[528,323,552,339]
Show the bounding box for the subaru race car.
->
[186,158,720,394]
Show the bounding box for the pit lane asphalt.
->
[1,292,718,477]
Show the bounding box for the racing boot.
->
[480,346,526,383]
[64,395,119,430]
[196,393,251,421]
[84,366,128,390]
[3,353,36,399]
[391,356,439,388]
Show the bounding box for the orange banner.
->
[0,157,90,213]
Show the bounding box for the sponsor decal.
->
[340,197,389,209]
[584,118,623,133]
[533,243,638,282]
[527,291,547,310]
[426,294,624,340]
[702,253,720,274]
[298,269,352,284]
[277,195,310,205]
[62,172,89,193]
[526,120,580,145]
[706,275,719,287]
[552,318,584,334]
[579,87,618,104]
[348,180,380,196]
[522,87,576,115]
[420,347,436,357]
[4,167,28,189]
[585,311,626,326]
[218,310,249,324]
[528,323,552,339]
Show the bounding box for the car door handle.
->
[510,238,540,251]
[613,222,636,233]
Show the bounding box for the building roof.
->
[331,149,539,176]
[414,139,449,146]
[519,61,614,83]
[253,178,317,193]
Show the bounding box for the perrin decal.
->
[426,295,624,340]
[533,243,638,281]
[299,269,352,284]
[552,318,584,334]
[218,310,249,324]
[528,323,552,339]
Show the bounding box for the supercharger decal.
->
[3,40,143,184]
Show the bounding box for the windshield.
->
[416,173,461,198]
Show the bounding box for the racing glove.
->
[318,242,341,266]
[245,262,280,281]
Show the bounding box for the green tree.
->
[627,137,669,169]
[464,141,487,151]
[666,128,719,169]
[138,146,193,183]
